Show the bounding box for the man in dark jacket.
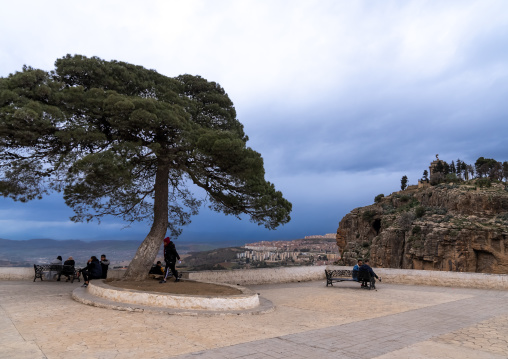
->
[160,237,181,283]
[360,259,381,289]
[81,256,102,287]
[57,256,76,282]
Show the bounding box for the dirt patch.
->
[105,278,242,296]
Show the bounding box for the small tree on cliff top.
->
[0,55,292,280]
[400,175,408,190]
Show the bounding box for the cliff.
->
[336,182,508,273]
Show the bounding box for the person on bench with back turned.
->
[57,256,75,282]
[81,256,102,288]
[46,256,62,280]
[360,259,381,289]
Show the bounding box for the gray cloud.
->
[1,0,508,242]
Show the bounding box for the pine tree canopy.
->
[0,55,292,238]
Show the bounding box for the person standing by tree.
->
[160,237,180,283]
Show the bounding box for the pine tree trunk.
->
[123,159,169,281]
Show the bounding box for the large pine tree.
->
[0,55,292,280]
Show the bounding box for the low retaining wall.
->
[2,266,507,290]
[0,267,126,281]
[0,267,34,280]
[369,267,508,290]
[182,266,508,290]
[87,280,260,311]
[185,266,325,285]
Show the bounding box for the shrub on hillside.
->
[415,206,426,218]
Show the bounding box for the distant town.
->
[0,234,340,269]
[181,234,339,271]
[240,234,339,266]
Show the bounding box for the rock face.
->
[336,182,508,273]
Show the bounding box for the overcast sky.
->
[1,0,508,244]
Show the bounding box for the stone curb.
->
[71,284,275,317]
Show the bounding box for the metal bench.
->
[33,264,80,282]
[325,269,376,289]
[324,269,359,286]
[325,269,375,289]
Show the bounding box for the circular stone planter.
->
[86,280,260,311]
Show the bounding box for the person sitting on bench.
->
[46,256,62,280]
[80,256,102,288]
[352,259,363,281]
[360,259,381,289]
[100,254,110,279]
[57,256,75,282]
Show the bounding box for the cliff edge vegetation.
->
[336,181,508,273]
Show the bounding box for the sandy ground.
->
[105,278,242,295]
[1,280,507,359]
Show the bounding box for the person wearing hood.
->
[160,237,181,283]
[100,254,110,279]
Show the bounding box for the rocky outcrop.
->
[336,182,508,273]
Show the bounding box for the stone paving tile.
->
[1,280,508,359]
[372,341,507,359]
[433,313,508,357]
[173,287,508,359]
[0,304,46,359]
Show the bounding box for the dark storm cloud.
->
[1,1,508,242]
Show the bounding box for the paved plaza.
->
[1,279,507,359]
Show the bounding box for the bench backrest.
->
[325,269,352,278]
[34,264,75,272]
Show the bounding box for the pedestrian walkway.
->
[1,279,507,358]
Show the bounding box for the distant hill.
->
[0,238,242,267]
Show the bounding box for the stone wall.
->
[2,266,507,290]
[185,266,325,285]
[0,267,126,281]
[0,267,33,280]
